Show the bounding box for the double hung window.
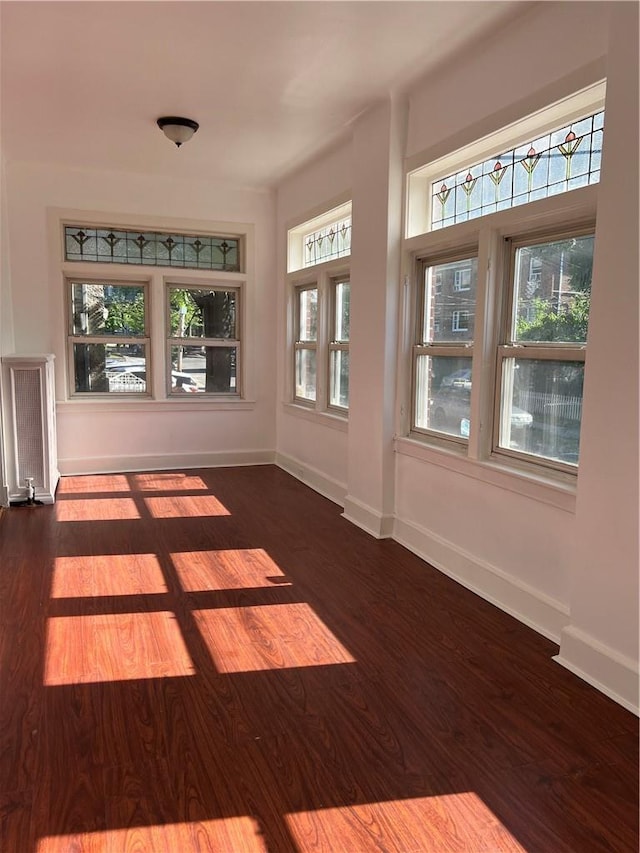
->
[294,285,318,403]
[405,82,604,476]
[167,285,240,395]
[413,255,477,439]
[69,279,149,394]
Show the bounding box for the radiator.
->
[2,355,59,504]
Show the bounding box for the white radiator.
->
[2,355,59,504]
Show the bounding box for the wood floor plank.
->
[0,465,637,853]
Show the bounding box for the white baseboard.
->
[342,495,395,539]
[393,516,570,643]
[555,625,639,716]
[275,452,347,507]
[58,450,275,476]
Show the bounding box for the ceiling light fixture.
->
[157,116,199,148]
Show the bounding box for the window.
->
[68,279,149,395]
[63,217,249,401]
[167,285,241,395]
[453,267,471,291]
[294,285,318,403]
[413,255,477,439]
[496,231,593,467]
[404,83,604,478]
[287,201,352,273]
[329,277,350,409]
[287,202,351,417]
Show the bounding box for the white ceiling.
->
[0,1,524,190]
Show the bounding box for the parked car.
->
[429,384,533,441]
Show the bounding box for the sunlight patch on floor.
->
[36,816,267,853]
[194,603,356,673]
[57,474,131,495]
[143,494,230,518]
[51,554,168,598]
[44,612,194,685]
[55,498,140,522]
[286,793,526,851]
[132,472,209,491]
[172,548,291,591]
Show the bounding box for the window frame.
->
[491,223,594,474]
[411,247,478,443]
[55,211,254,408]
[328,274,350,413]
[293,282,319,406]
[165,281,243,398]
[66,275,151,398]
[401,186,598,487]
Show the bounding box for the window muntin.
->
[329,277,350,409]
[68,280,149,395]
[413,254,478,439]
[167,286,240,395]
[294,285,318,403]
[495,230,594,469]
[430,110,604,231]
[65,226,240,272]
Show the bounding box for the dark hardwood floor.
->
[0,465,637,852]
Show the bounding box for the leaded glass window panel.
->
[303,217,351,267]
[65,226,241,272]
[430,110,604,230]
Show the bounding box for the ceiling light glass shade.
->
[157,116,199,147]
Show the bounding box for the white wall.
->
[398,0,638,711]
[556,1,639,710]
[274,1,638,711]
[5,161,277,473]
[275,139,352,501]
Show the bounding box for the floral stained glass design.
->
[304,217,351,267]
[64,226,241,272]
[431,110,604,230]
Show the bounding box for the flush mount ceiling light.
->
[157,116,199,148]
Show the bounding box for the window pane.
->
[513,235,593,343]
[422,258,477,343]
[295,349,316,401]
[297,288,318,342]
[415,355,472,437]
[334,280,350,342]
[499,358,584,464]
[169,289,237,339]
[75,343,147,393]
[72,283,145,336]
[329,350,349,408]
[170,345,237,393]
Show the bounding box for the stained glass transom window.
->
[64,226,241,271]
[431,110,604,230]
[303,216,351,267]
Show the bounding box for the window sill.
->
[282,402,348,432]
[394,435,576,512]
[57,398,256,414]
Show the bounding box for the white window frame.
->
[453,267,472,291]
[411,248,477,444]
[165,281,242,398]
[52,209,254,409]
[293,282,319,405]
[66,276,151,398]
[493,224,593,473]
[399,83,604,496]
[451,309,470,332]
[328,275,350,412]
